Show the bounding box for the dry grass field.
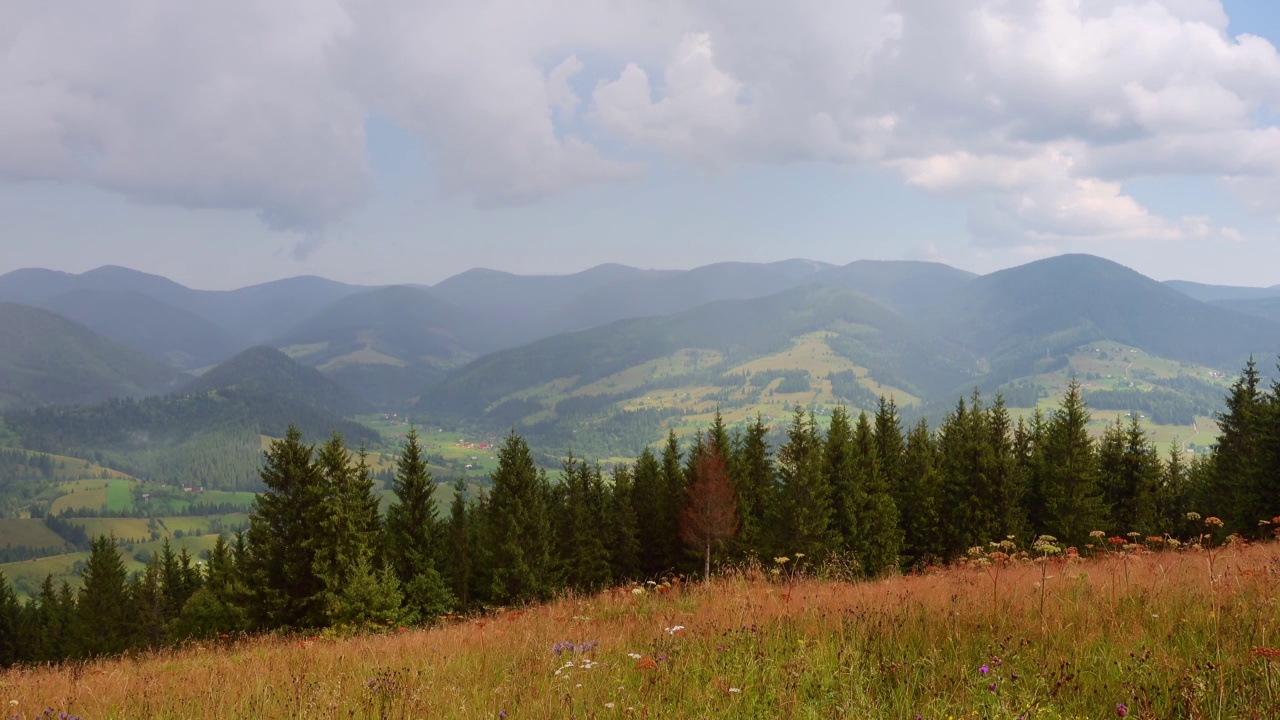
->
[5,539,1280,719]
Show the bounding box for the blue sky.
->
[2,0,1279,289]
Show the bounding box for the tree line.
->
[3,362,1280,666]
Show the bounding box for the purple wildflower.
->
[1116,703,1129,717]
[979,664,990,676]
[988,683,997,693]
[657,653,668,661]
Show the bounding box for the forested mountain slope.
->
[0,303,185,410]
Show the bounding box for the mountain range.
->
[1,254,1278,461]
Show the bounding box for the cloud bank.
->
[2,0,1278,252]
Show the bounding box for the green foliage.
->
[483,432,554,604]
[0,302,183,411]
[775,409,834,559]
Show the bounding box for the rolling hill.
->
[0,303,185,410]
[272,286,505,406]
[424,284,983,454]
[34,290,241,369]
[918,254,1280,381]
[3,347,379,490]
[537,259,832,336]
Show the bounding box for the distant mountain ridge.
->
[4,257,1278,425]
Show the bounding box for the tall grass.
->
[5,542,1280,719]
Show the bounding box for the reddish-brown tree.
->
[680,440,740,579]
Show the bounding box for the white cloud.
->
[0,0,368,231]
[1,0,1279,247]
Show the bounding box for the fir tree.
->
[441,478,474,608]
[873,397,905,506]
[1037,380,1105,547]
[385,427,454,622]
[900,418,944,565]
[608,464,642,582]
[313,437,392,628]
[74,534,134,657]
[732,414,775,561]
[484,432,553,604]
[824,406,860,549]
[851,411,902,576]
[0,572,20,666]
[245,426,325,629]
[776,409,834,559]
[630,447,666,576]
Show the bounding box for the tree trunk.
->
[704,538,711,580]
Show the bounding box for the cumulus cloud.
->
[2,0,1279,247]
[0,0,369,231]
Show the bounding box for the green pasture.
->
[0,519,70,551]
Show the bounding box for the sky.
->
[2,0,1280,290]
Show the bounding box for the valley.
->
[0,253,1277,596]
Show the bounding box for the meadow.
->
[5,539,1279,719]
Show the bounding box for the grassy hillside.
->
[0,303,185,410]
[425,285,981,455]
[5,542,1279,718]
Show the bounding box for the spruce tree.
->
[1209,358,1268,532]
[608,464,642,582]
[776,409,834,559]
[245,425,325,629]
[873,397,905,506]
[631,448,666,576]
[0,572,20,666]
[442,478,474,608]
[1098,416,1163,535]
[851,411,902,576]
[732,414,775,561]
[900,419,944,565]
[1037,380,1105,547]
[824,406,859,549]
[74,534,134,657]
[313,437,394,628]
[658,431,687,573]
[484,432,553,604]
[385,427,454,622]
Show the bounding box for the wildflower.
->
[774,556,789,565]
[631,588,643,595]
[553,642,564,656]
[1186,512,1201,522]
[793,552,804,559]
[988,683,997,692]
[1089,530,1106,539]
[1116,702,1129,717]
[499,713,507,719]
[1205,516,1225,528]
[665,625,686,635]
[605,702,616,708]
[636,657,658,671]
[657,653,668,661]
[627,653,642,659]
[979,664,990,676]
[729,687,742,693]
